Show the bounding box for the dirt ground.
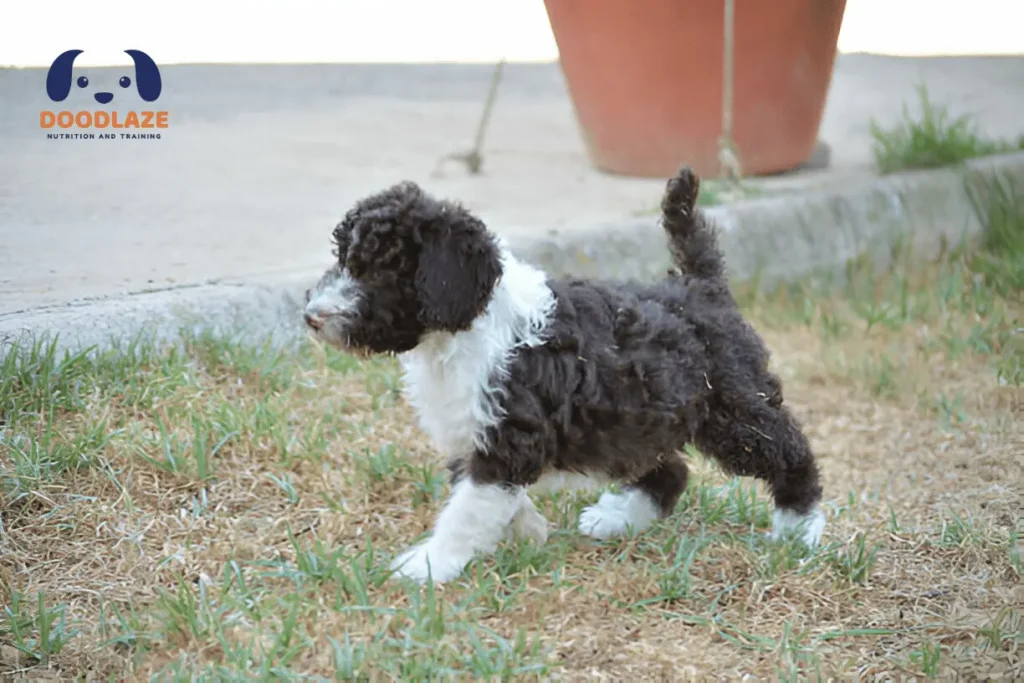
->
[0,239,1021,680]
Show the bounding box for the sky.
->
[2,0,1022,68]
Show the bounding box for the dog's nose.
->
[94,92,114,104]
[304,312,323,331]
[305,288,313,303]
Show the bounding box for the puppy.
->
[304,166,825,584]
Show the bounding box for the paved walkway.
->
[2,54,1023,315]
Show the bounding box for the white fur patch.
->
[771,506,826,548]
[509,495,549,544]
[578,489,661,540]
[305,267,361,321]
[390,479,524,583]
[530,470,610,495]
[398,245,555,459]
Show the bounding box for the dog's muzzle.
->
[304,311,324,331]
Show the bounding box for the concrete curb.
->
[0,275,312,360]
[513,151,1024,285]
[4,151,1024,360]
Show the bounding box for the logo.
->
[40,49,169,140]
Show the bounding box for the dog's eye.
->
[119,76,132,88]
[76,76,89,88]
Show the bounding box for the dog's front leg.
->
[390,478,525,584]
[508,494,550,544]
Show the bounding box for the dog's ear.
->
[415,215,502,333]
[125,49,162,102]
[46,49,83,102]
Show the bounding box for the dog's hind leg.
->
[695,397,825,548]
[578,456,688,540]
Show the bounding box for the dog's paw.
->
[578,490,658,540]
[579,501,630,539]
[389,541,469,584]
[770,506,826,548]
[510,499,550,544]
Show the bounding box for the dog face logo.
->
[40,49,169,138]
[45,49,162,104]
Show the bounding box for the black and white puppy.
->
[304,166,826,584]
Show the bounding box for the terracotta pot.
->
[543,0,847,178]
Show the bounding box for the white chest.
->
[396,246,555,459]
[400,345,502,458]
[395,245,557,458]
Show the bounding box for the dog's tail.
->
[660,166,727,284]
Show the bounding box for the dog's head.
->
[46,49,162,104]
[304,181,503,354]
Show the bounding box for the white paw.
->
[771,506,826,548]
[578,490,659,540]
[389,540,470,584]
[579,501,630,539]
[511,500,550,544]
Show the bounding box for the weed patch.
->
[870,84,1024,174]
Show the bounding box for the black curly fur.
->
[325,180,502,353]
[318,166,822,522]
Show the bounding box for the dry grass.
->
[2,189,1022,680]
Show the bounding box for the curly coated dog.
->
[304,166,826,584]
